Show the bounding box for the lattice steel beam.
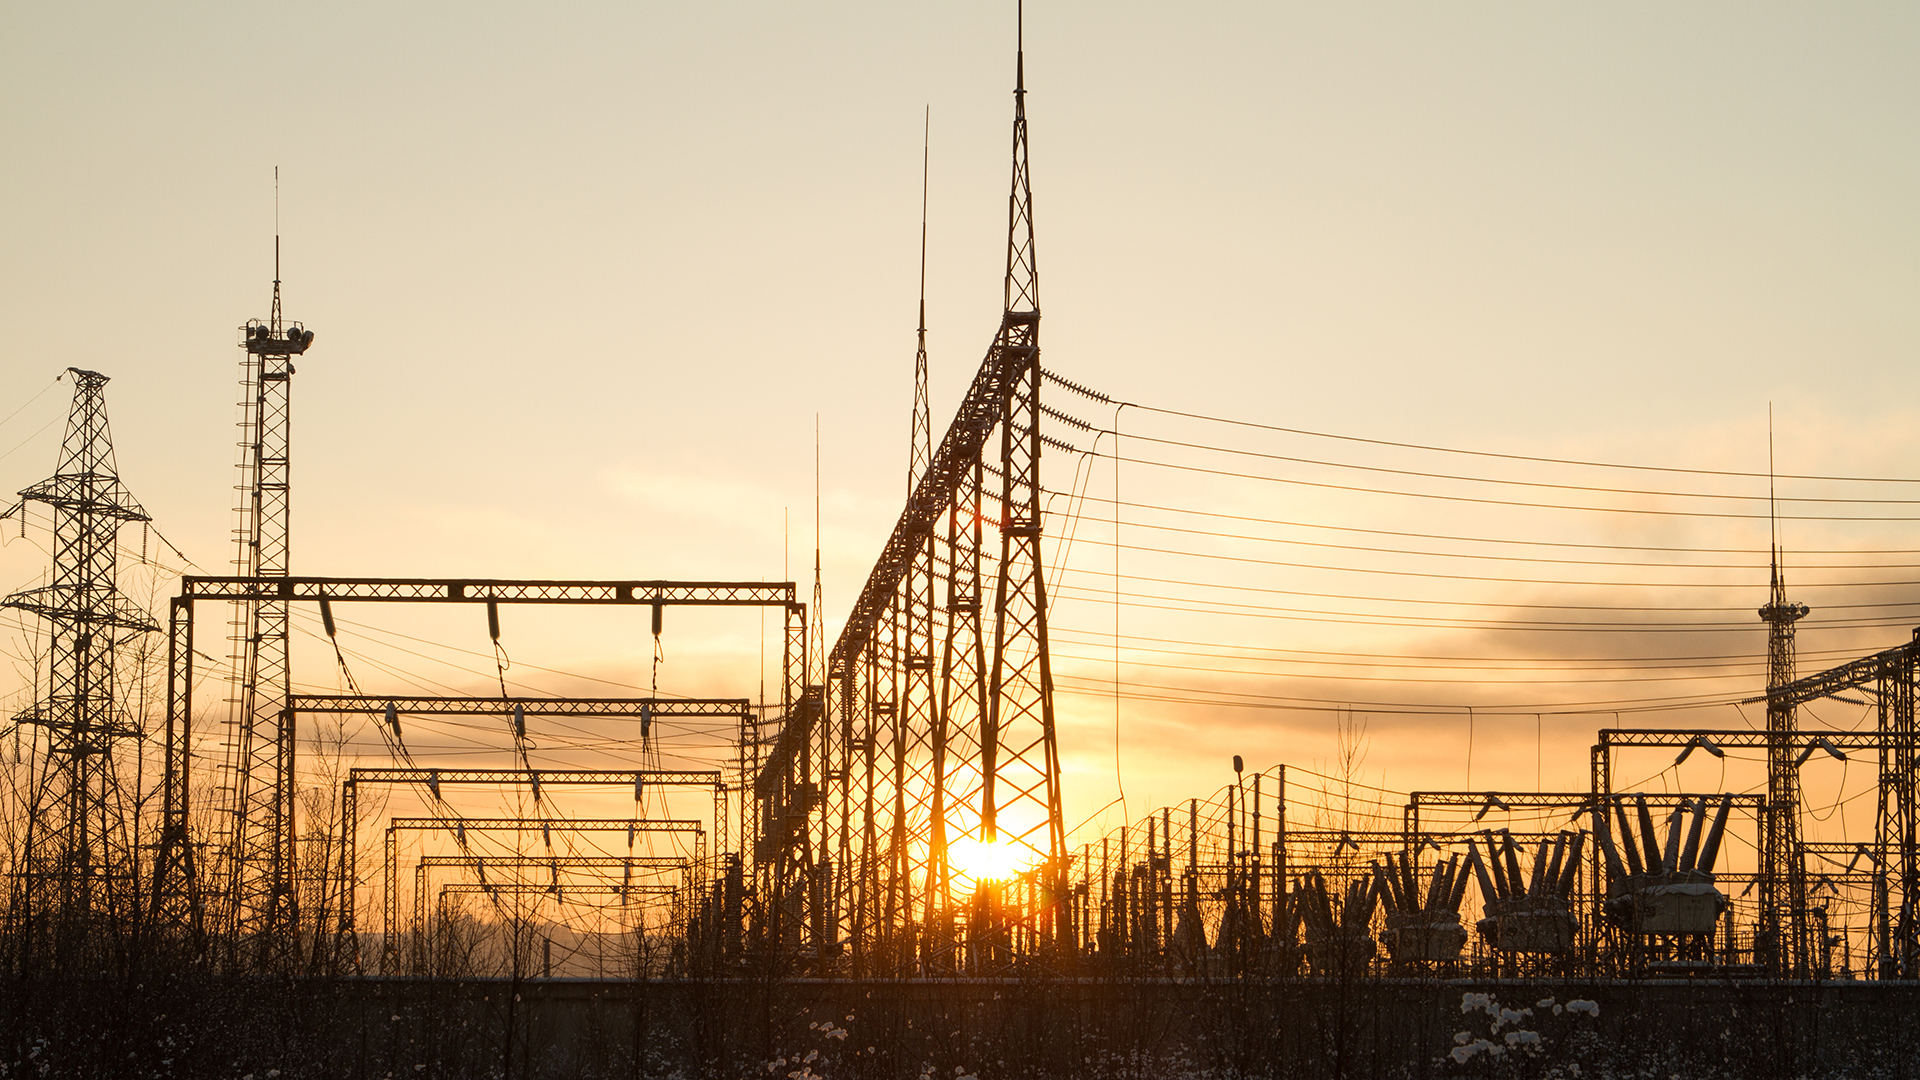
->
[182,576,794,606]
[157,576,797,969]
[293,695,749,719]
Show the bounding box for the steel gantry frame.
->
[294,695,753,853]
[412,854,691,915]
[151,576,801,967]
[1406,789,1766,963]
[1593,617,1920,979]
[799,23,1065,975]
[376,815,704,973]
[348,768,720,971]
[1753,627,1920,978]
[1,369,157,972]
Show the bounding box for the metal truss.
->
[291,695,750,720]
[1595,700,1920,975]
[153,576,798,968]
[377,817,703,972]
[1757,570,1813,976]
[799,28,1065,976]
[414,856,689,925]
[431,883,675,901]
[218,260,313,971]
[1746,628,1920,975]
[343,766,722,949]
[181,576,793,606]
[1404,789,1759,830]
[1,369,156,971]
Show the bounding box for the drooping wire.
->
[1041,367,1920,485]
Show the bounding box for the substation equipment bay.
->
[12,35,1920,988]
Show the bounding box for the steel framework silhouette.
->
[2,369,157,969]
[789,20,1067,973]
[220,241,315,969]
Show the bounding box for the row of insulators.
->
[1471,829,1586,904]
[1295,868,1380,934]
[445,819,651,849]
[465,859,649,887]
[1592,792,1734,882]
[1293,794,1740,929]
[1372,850,1471,916]
[384,700,651,749]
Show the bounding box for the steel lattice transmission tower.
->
[883,118,942,965]
[978,26,1067,961]
[1760,549,1810,975]
[799,12,1064,971]
[220,239,314,967]
[2,369,158,968]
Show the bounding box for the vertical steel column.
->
[1273,768,1286,949]
[983,34,1066,958]
[222,258,313,971]
[902,123,941,960]
[1879,650,1918,976]
[1760,568,1810,975]
[338,779,358,970]
[1252,773,1262,942]
[381,824,398,973]
[153,595,202,940]
[938,460,988,967]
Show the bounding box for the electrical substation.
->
[7,17,1920,1080]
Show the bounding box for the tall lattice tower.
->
[979,15,1067,959]
[2,369,158,969]
[936,406,989,969]
[810,10,1065,972]
[888,116,941,962]
[220,236,314,968]
[1760,545,1810,974]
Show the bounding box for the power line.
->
[1048,587,1916,634]
[1045,626,1877,669]
[1045,559,1920,614]
[1104,428,1920,506]
[1039,502,1920,572]
[1042,369,1920,485]
[1048,647,1764,688]
[1039,536,1920,591]
[1086,448,1920,523]
[1047,488,1920,556]
[1052,671,1747,716]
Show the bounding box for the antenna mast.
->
[221,171,315,970]
[1759,413,1811,976]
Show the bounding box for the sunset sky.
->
[4,2,1919,864]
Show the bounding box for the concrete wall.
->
[9,973,1920,1078]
